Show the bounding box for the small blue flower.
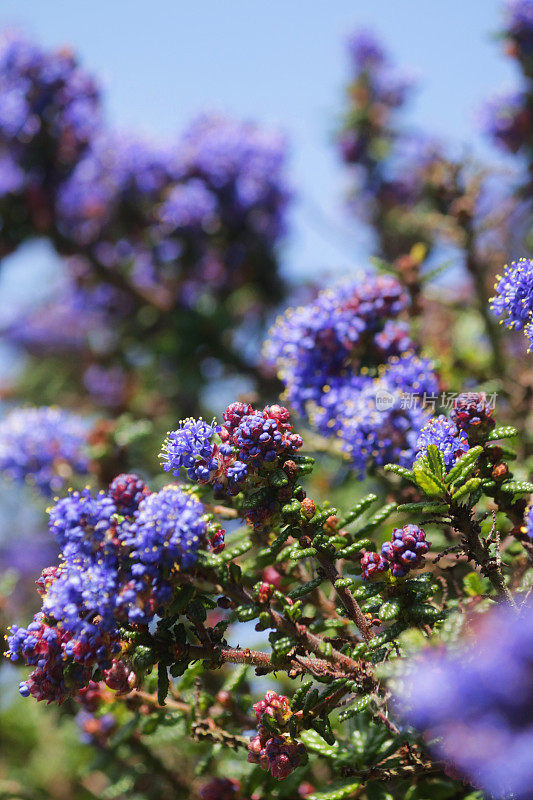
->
[490,259,533,350]
[160,418,220,483]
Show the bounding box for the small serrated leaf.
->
[445,446,483,483]
[501,480,533,494]
[383,464,415,481]
[426,444,446,481]
[413,462,446,497]
[452,477,482,501]
[485,426,518,441]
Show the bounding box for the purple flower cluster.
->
[55,114,289,304]
[161,419,223,484]
[360,551,390,581]
[361,524,430,580]
[0,31,100,198]
[0,406,89,495]
[248,733,307,781]
[120,486,206,621]
[415,415,469,470]
[5,475,207,702]
[0,33,290,347]
[490,258,533,350]
[265,275,438,476]
[248,691,306,781]
[396,601,533,799]
[109,473,150,516]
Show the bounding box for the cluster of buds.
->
[381,524,430,578]
[360,551,390,581]
[247,691,307,780]
[161,404,302,503]
[6,614,94,704]
[450,392,496,441]
[220,402,303,468]
[361,524,430,580]
[109,473,151,515]
[253,690,292,725]
[248,732,307,781]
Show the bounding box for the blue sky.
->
[0,0,519,282]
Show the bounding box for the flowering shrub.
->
[1,4,533,800]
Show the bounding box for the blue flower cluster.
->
[162,403,304,530]
[490,258,533,350]
[162,403,303,497]
[415,416,469,470]
[120,486,206,621]
[5,474,207,702]
[0,406,90,495]
[265,275,438,475]
[396,601,533,799]
[161,419,223,484]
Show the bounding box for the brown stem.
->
[317,556,374,643]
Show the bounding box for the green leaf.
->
[300,729,340,758]
[452,477,482,501]
[157,663,169,706]
[288,575,324,600]
[413,461,446,497]
[397,501,449,514]
[445,445,483,483]
[383,464,415,481]
[380,600,401,621]
[485,426,518,441]
[463,571,491,597]
[291,680,314,711]
[269,468,289,488]
[302,688,320,714]
[338,694,373,721]
[501,480,533,494]
[354,503,397,538]
[308,780,362,800]
[311,716,336,745]
[338,493,377,526]
[177,659,205,691]
[425,444,446,482]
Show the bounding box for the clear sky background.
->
[0,0,519,286]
